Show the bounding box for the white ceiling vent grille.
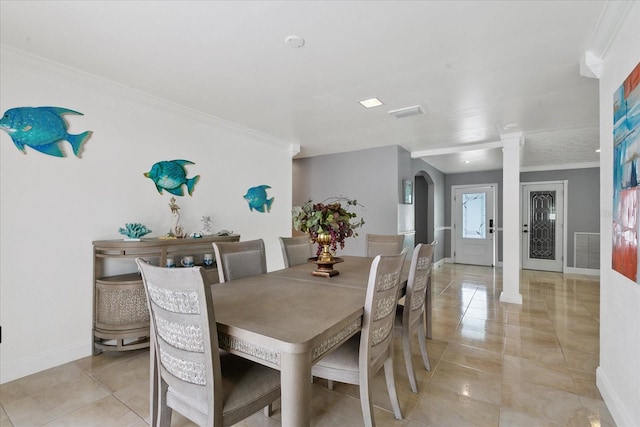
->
[388,105,423,119]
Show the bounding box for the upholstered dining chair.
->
[395,242,435,393]
[279,236,314,268]
[212,239,267,283]
[135,259,280,427]
[312,249,408,427]
[365,233,405,257]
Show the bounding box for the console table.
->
[92,235,240,353]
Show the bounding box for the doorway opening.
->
[451,184,497,266]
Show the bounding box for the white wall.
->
[597,3,640,426]
[0,48,294,383]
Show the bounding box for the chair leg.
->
[263,404,272,417]
[402,324,419,394]
[358,375,375,427]
[157,379,172,427]
[383,357,403,420]
[417,316,430,371]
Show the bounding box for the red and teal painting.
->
[613,61,640,282]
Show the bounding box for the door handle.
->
[489,219,494,234]
[523,223,528,233]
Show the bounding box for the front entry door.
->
[452,185,496,266]
[521,182,564,272]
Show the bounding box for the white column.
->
[500,133,523,304]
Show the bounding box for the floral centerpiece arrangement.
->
[292,196,365,256]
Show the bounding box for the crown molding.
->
[580,1,635,79]
[0,44,298,154]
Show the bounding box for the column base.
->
[500,291,523,305]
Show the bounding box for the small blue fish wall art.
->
[244,185,274,213]
[0,106,92,158]
[144,159,200,196]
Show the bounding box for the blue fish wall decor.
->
[0,106,92,158]
[144,159,200,196]
[244,185,274,213]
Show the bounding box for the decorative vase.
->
[309,232,343,277]
[316,232,334,263]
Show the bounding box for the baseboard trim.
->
[564,266,600,276]
[596,366,634,427]
[1,342,89,384]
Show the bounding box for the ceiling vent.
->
[388,105,423,119]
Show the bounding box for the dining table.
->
[204,254,432,426]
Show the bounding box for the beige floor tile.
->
[499,408,562,426]
[504,323,558,344]
[0,363,110,427]
[73,348,148,375]
[441,343,503,374]
[448,327,505,353]
[556,330,599,354]
[505,310,554,329]
[504,335,566,365]
[409,383,500,427]
[428,360,502,406]
[40,395,147,427]
[578,396,618,427]
[464,306,507,323]
[570,369,602,400]
[502,380,584,425]
[86,350,151,422]
[502,354,575,394]
[1,404,12,427]
[457,316,506,336]
[563,349,600,373]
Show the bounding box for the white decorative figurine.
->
[201,216,214,236]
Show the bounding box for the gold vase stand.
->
[308,257,344,277]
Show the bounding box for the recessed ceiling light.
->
[464,160,472,164]
[359,98,384,108]
[596,149,601,153]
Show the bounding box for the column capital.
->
[500,132,523,149]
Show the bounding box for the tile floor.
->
[0,263,615,426]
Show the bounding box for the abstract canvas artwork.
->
[612,62,640,282]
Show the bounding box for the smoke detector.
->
[388,105,423,119]
[285,35,305,48]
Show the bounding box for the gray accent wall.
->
[442,167,600,267]
[293,146,400,256]
[293,145,447,263]
[522,167,600,268]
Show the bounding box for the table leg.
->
[280,351,312,426]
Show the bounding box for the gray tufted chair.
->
[212,239,267,283]
[279,236,314,268]
[365,233,405,257]
[395,242,435,393]
[136,259,280,427]
[311,249,408,427]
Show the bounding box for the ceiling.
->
[0,1,609,173]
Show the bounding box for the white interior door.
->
[521,182,564,272]
[452,185,496,266]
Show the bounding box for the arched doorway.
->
[414,171,434,245]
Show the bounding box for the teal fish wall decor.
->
[244,185,274,213]
[144,159,200,196]
[0,106,92,157]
